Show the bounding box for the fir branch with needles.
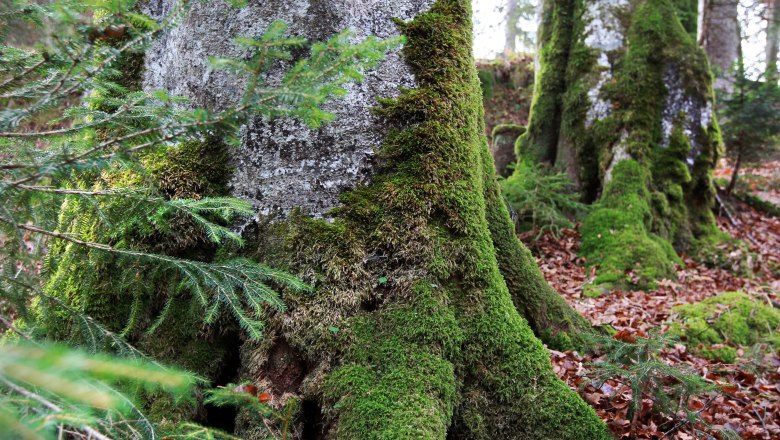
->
[0,0,400,438]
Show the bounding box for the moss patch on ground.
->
[669,292,780,362]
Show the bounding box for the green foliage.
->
[585,331,716,435]
[669,292,780,361]
[718,62,780,191]
[500,161,588,237]
[720,71,780,165]
[580,160,680,288]
[0,342,197,440]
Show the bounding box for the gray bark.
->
[699,0,740,93]
[142,0,433,218]
[767,0,780,76]
[491,125,525,176]
[504,0,519,55]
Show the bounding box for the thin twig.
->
[0,316,31,340]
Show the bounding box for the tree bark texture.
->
[699,0,740,93]
[517,0,722,288]
[137,0,606,438]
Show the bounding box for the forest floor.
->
[527,163,780,439]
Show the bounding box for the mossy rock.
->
[669,292,780,362]
[491,123,526,139]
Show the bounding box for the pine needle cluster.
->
[584,331,716,437]
[500,161,589,237]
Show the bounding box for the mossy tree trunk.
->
[518,0,723,289]
[135,0,607,438]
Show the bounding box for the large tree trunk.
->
[137,0,605,438]
[518,0,722,288]
[699,0,740,93]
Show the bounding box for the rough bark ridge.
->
[699,0,740,93]
[518,0,722,288]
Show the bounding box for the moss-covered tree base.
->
[519,0,724,290]
[39,1,607,438]
[237,1,606,438]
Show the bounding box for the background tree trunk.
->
[767,0,780,77]
[700,0,741,93]
[517,0,722,288]
[505,0,519,56]
[141,0,606,437]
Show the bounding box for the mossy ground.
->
[669,292,780,362]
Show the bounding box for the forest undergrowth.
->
[526,163,780,439]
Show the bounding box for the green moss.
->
[323,282,461,439]
[516,0,585,167]
[733,191,780,217]
[142,138,231,199]
[583,283,609,298]
[477,68,495,100]
[38,138,235,426]
[483,146,591,349]
[697,345,737,363]
[581,160,679,288]
[491,123,525,139]
[669,292,780,361]
[258,1,609,438]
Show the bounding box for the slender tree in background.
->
[518,0,723,288]
[700,0,741,92]
[503,0,537,56]
[505,0,520,55]
[8,0,612,438]
[767,0,780,77]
